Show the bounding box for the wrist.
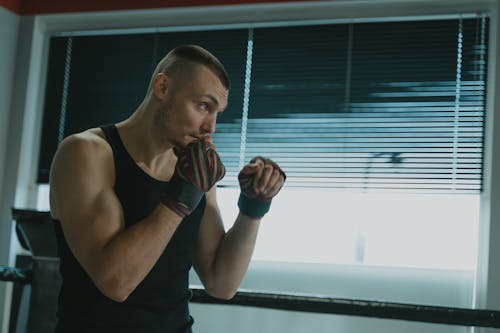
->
[161,174,203,218]
[237,192,271,219]
[160,198,190,219]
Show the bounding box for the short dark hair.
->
[154,44,230,90]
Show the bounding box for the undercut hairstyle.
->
[150,45,231,92]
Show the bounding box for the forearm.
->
[208,212,261,298]
[91,204,181,301]
[194,155,284,299]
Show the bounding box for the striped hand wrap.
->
[175,139,226,192]
[162,139,226,218]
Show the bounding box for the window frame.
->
[13,0,500,314]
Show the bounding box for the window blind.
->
[38,17,488,193]
[244,18,487,192]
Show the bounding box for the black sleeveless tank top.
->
[53,124,205,333]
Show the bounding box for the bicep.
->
[193,187,225,279]
[50,136,124,276]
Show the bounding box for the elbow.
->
[205,285,238,300]
[105,289,130,303]
[94,275,134,303]
[219,291,237,301]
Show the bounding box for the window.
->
[38,15,488,271]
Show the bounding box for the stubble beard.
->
[153,98,184,150]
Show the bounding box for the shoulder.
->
[50,128,114,183]
[49,128,115,217]
[54,128,110,163]
[60,127,107,151]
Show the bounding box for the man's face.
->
[161,65,228,149]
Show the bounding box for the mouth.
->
[189,135,212,143]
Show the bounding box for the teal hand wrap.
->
[237,193,272,219]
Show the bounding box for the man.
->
[49,44,285,332]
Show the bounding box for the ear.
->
[152,73,169,100]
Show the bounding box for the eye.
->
[200,102,209,111]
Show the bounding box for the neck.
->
[116,103,176,176]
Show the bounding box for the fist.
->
[175,137,226,192]
[238,156,285,202]
[162,138,225,218]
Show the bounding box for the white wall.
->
[0,7,40,331]
[0,10,18,189]
[2,1,500,332]
[0,7,20,333]
[476,2,500,333]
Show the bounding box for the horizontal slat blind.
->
[38,17,488,194]
[246,18,487,193]
[37,37,68,182]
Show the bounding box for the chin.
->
[172,141,185,150]
[173,138,192,150]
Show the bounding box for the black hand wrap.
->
[162,138,226,218]
[164,175,204,218]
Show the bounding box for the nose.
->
[202,113,217,134]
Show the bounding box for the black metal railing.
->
[0,266,30,284]
[191,287,500,328]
